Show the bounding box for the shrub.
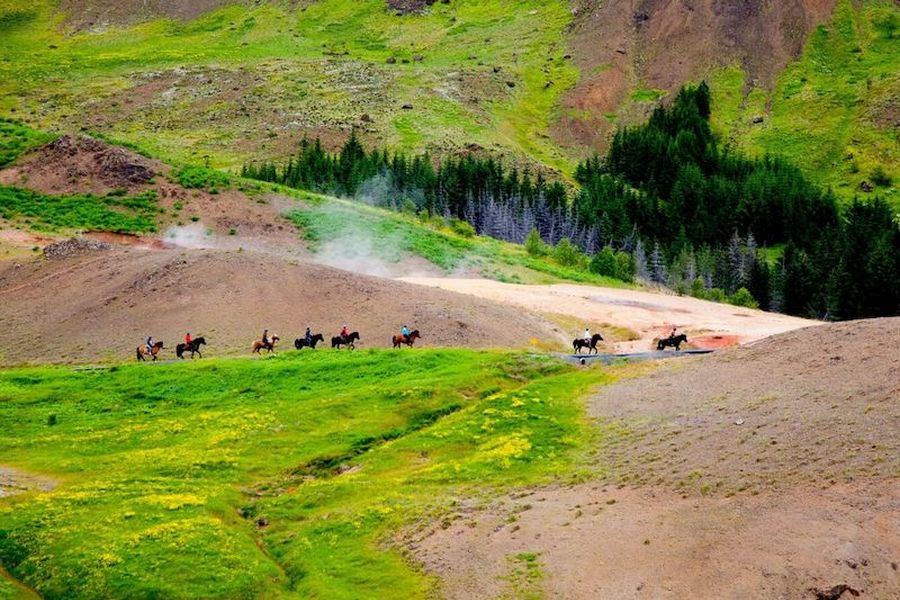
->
[552,238,584,268]
[589,247,617,277]
[871,166,892,187]
[449,218,476,238]
[524,228,546,257]
[728,287,760,309]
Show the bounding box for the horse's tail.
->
[136,347,142,361]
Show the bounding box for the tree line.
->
[241,84,899,319]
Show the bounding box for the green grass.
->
[709,0,899,205]
[0,349,609,599]
[0,187,160,233]
[0,120,55,169]
[0,0,579,172]
[287,190,632,286]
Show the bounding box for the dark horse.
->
[176,337,206,359]
[573,333,604,355]
[331,331,360,350]
[392,329,421,349]
[294,333,324,350]
[657,333,688,351]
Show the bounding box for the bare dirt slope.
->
[0,246,558,365]
[554,0,837,150]
[400,277,816,351]
[413,319,900,599]
[0,134,306,254]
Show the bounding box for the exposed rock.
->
[43,237,112,260]
[809,584,861,600]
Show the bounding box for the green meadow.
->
[0,0,577,172]
[709,0,898,204]
[0,349,612,599]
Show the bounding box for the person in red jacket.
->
[340,325,350,340]
[185,332,192,346]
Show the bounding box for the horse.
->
[252,334,280,354]
[136,341,164,361]
[331,331,360,350]
[294,333,324,350]
[657,333,688,351]
[392,329,421,349]
[573,333,604,355]
[176,337,206,359]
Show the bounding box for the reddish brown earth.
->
[553,0,838,152]
[411,319,900,599]
[0,134,301,249]
[0,246,558,365]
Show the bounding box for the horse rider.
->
[668,327,677,341]
[401,324,411,343]
[305,326,313,346]
[583,327,591,344]
[340,324,350,341]
[185,332,192,347]
[262,329,269,348]
[146,335,154,354]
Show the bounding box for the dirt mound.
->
[0,135,162,195]
[412,319,900,599]
[554,0,837,150]
[0,247,557,365]
[589,318,900,493]
[42,237,112,260]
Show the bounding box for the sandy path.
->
[400,278,817,351]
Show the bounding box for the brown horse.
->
[136,341,164,361]
[392,329,421,348]
[252,334,279,354]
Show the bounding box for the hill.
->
[414,318,900,599]
[0,0,895,198]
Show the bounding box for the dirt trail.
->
[400,277,816,351]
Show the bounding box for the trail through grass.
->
[0,349,610,599]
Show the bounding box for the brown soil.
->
[0,466,56,498]
[0,247,558,366]
[57,0,245,30]
[411,319,900,599]
[399,277,816,352]
[0,135,303,253]
[415,483,898,600]
[0,135,163,196]
[553,0,837,151]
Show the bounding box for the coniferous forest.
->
[242,84,900,320]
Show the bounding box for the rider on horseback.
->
[305,326,313,346]
[185,332,192,346]
[340,324,350,341]
[401,324,410,343]
[583,327,591,344]
[262,329,269,348]
[146,335,153,354]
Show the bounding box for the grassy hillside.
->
[1,1,895,199]
[0,350,609,598]
[710,0,898,203]
[0,0,577,172]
